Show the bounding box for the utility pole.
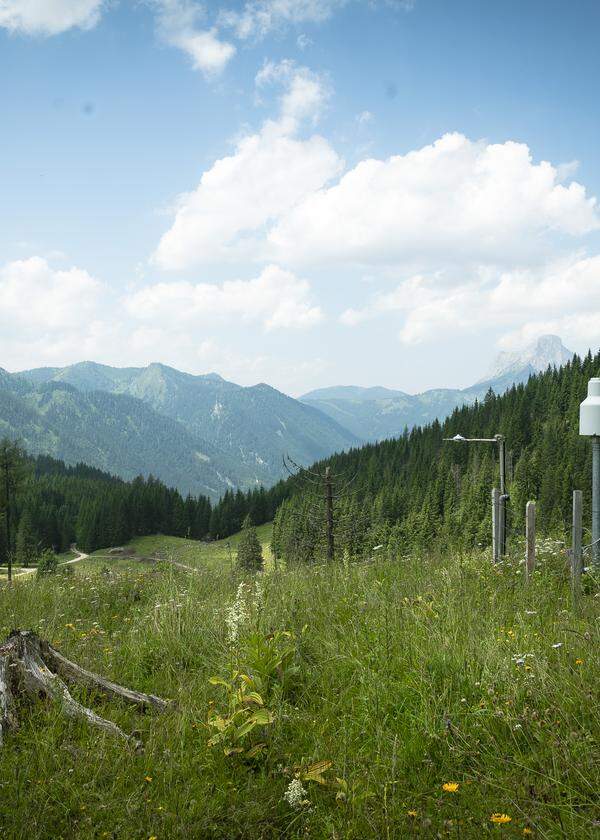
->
[325,466,335,562]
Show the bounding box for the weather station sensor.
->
[579,378,600,565]
[579,378,600,436]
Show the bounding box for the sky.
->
[1,0,600,396]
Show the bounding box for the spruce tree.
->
[16,510,37,567]
[236,515,263,571]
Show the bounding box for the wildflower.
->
[252,573,265,612]
[523,829,533,836]
[144,776,153,782]
[407,810,418,817]
[490,813,512,824]
[442,782,459,792]
[551,643,562,649]
[225,583,249,644]
[575,658,584,665]
[283,778,308,808]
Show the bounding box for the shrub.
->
[36,549,59,577]
[237,516,263,571]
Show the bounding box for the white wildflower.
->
[551,643,563,649]
[225,583,249,644]
[283,778,308,809]
[252,573,265,612]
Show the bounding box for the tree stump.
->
[0,630,171,749]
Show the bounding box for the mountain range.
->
[0,363,358,498]
[0,335,575,497]
[300,335,575,441]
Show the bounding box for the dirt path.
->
[2,549,89,580]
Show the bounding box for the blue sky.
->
[1,0,600,394]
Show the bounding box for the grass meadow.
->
[0,529,598,839]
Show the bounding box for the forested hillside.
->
[0,453,283,558]
[12,362,359,487]
[272,350,600,562]
[3,351,598,562]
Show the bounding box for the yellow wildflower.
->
[490,813,512,824]
[523,829,533,836]
[575,659,584,665]
[442,782,459,792]
[407,810,418,817]
[144,776,153,783]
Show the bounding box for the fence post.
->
[572,490,583,599]
[525,501,536,581]
[492,488,500,562]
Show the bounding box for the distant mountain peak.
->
[477,335,574,385]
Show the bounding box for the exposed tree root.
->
[0,630,171,749]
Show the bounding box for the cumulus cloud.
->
[0,257,323,376]
[341,254,600,352]
[0,256,104,330]
[0,0,104,36]
[153,61,342,270]
[153,0,236,76]
[0,256,117,369]
[219,0,346,40]
[269,133,600,268]
[126,264,323,330]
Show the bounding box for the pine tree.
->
[236,515,263,571]
[16,510,37,567]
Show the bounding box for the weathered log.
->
[0,630,171,748]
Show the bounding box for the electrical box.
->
[580,378,600,436]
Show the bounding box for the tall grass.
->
[0,544,598,839]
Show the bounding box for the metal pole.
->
[496,436,507,557]
[593,437,600,567]
[525,501,535,581]
[498,437,506,496]
[492,488,500,562]
[572,490,583,599]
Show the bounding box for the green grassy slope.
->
[0,535,598,839]
[86,523,274,572]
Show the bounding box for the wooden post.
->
[525,501,536,581]
[492,488,500,562]
[572,490,583,598]
[325,467,335,562]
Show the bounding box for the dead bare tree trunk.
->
[0,630,171,749]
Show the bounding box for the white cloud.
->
[341,254,600,354]
[0,0,104,35]
[0,256,118,369]
[0,256,103,330]
[153,0,236,76]
[220,0,346,40]
[269,133,600,268]
[126,264,323,330]
[153,61,342,270]
[356,110,372,124]
[0,257,323,380]
[296,31,312,49]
